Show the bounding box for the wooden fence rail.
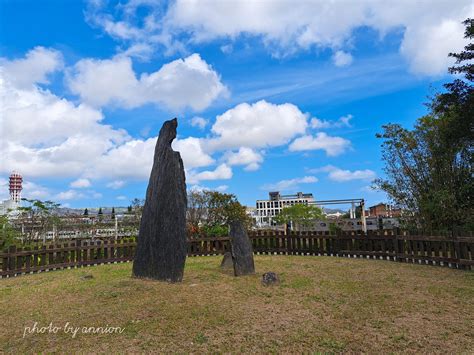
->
[1,231,473,277]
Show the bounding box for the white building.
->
[255,191,315,227]
[0,199,19,216]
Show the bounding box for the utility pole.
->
[115,216,118,240]
[360,200,367,234]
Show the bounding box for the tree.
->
[187,190,209,234]
[186,190,250,237]
[206,191,249,227]
[130,198,144,222]
[375,19,473,232]
[18,198,61,243]
[83,208,89,216]
[111,207,116,220]
[0,215,21,249]
[273,204,324,230]
[98,207,103,222]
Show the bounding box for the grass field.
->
[0,255,473,353]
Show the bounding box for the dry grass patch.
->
[0,255,473,353]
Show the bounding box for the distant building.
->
[0,171,23,216]
[368,203,401,218]
[255,191,315,227]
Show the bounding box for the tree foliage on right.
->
[375,19,473,232]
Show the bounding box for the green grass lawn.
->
[1,255,473,353]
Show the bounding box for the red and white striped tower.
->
[9,171,23,203]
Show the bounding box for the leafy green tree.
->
[187,190,250,237]
[0,215,21,249]
[83,208,89,216]
[18,198,61,243]
[274,204,324,230]
[375,19,473,232]
[111,207,116,220]
[130,198,144,222]
[206,191,249,227]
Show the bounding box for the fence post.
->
[394,228,400,262]
[76,239,82,268]
[334,230,341,257]
[452,235,465,270]
[8,245,17,275]
[2,247,10,277]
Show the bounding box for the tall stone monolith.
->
[132,118,187,282]
[230,221,255,276]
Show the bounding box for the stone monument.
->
[230,221,255,276]
[220,252,233,269]
[132,118,187,282]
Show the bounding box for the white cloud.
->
[1,49,129,179]
[172,137,215,169]
[0,47,357,195]
[262,176,318,192]
[116,195,128,200]
[315,165,377,182]
[55,189,85,201]
[87,0,473,76]
[66,53,228,110]
[0,178,9,200]
[1,46,63,88]
[220,44,233,54]
[190,116,208,129]
[289,133,351,156]
[70,178,92,188]
[106,180,126,189]
[22,181,51,200]
[187,164,233,184]
[54,189,102,202]
[1,48,217,184]
[332,51,353,67]
[400,19,468,76]
[167,0,472,75]
[224,147,263,171]
[86,137,155,180]
[310,114,353,129]
[188,184,228,192]
[208,100,307,151]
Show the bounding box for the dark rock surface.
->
[132,118,187,282]
[220,252,233,269]
[261,272,279,286]
[230,221,255,276]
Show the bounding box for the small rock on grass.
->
[262,272,279,286]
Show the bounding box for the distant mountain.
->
[56,207,129,216]
[322,208,346,214]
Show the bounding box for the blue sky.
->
[0,0,471,209]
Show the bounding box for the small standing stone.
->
[230,221,255,276]
[262,272,279,286]
[220,252,233,269]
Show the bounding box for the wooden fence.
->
[1,231,473,277]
